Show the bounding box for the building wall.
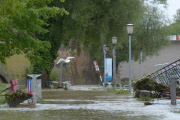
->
[119,41,180,80]
[0,54,31,84]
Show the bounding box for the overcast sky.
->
[164,0,180,22]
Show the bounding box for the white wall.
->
[119,41,180,80]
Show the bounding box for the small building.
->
[119,35,180,81]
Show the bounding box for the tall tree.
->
[32,0,170,86]
[48,0,169,63]
[0,0,67,64]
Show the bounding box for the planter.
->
[5,90,33,107]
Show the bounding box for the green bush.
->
[133,77,170,98]
[50,71,59,81]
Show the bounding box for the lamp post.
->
[126,24,134,93]
[103,45,106,85]
[140,51,143,78]
[112,37,117,89]
[56,57,74,87]
[105,46,109,58]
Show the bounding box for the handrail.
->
[147,59,180,85]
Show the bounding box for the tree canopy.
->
[0,0,68,64]
[47,0,169,65]
[0,0,171,85]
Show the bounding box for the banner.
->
[93,60,102,82]
[105,58,112,83]
[93,61,99,72]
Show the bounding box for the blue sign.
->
[105,58,112,83]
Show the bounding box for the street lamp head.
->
[65,59,70,63]
[126,24,134,35]
[57,58,65,65]
[112,37,117,45]
[105,46,109,52]
[66,57,75,60]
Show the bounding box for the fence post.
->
[170,76,178,105]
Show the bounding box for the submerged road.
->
[0,85,180,120]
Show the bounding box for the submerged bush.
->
[134,77,170,98]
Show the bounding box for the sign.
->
[105,58,112,83]
[178,35,180,40]
[93,61,99,72]
[169,35,176,41]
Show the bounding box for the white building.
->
[119,35,180,81]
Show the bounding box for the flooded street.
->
[1,85,180,120]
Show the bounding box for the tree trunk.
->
[42,69,50,88]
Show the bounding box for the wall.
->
[0,54,31,84]
[119,41,180,80]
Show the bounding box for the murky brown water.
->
[0,85,180,120]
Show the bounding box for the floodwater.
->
[0,85,180,120]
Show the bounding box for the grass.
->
[107,87,130,95]
[0,83,8,104]
[137,97,154,101]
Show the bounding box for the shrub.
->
[133,77,169,98]
[5,90,33,107]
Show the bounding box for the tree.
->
[48,0,169,63]
[31,0,170,86]
[116,4,170,63]
[0,0,67,64]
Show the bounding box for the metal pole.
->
[60,62,62,87]
[104,45,106,85]
[170,76,178,105]
[113,44,116,89]
[140,52,143,78]
[129,35,131,93]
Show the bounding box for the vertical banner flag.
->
[105,58,112,83]
[93,61,102,81]
[93,61,99,72]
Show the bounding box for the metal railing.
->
[147,59,180,85]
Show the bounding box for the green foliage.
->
[46,0,170,69]
[48,0,145,63]
[5,90,33,107]
[0,83,7,104]
[0,0,68,64]
[108,88,130,95]
[137,97,154,102]
[133,77,169,98]
[50,71,59,81]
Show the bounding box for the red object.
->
[27,93,33,97]
[93,61,100,72]
[10,79,19,92]
[69,82,73,86]
[178,35,180,40]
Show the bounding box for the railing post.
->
[170,76,178,105]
